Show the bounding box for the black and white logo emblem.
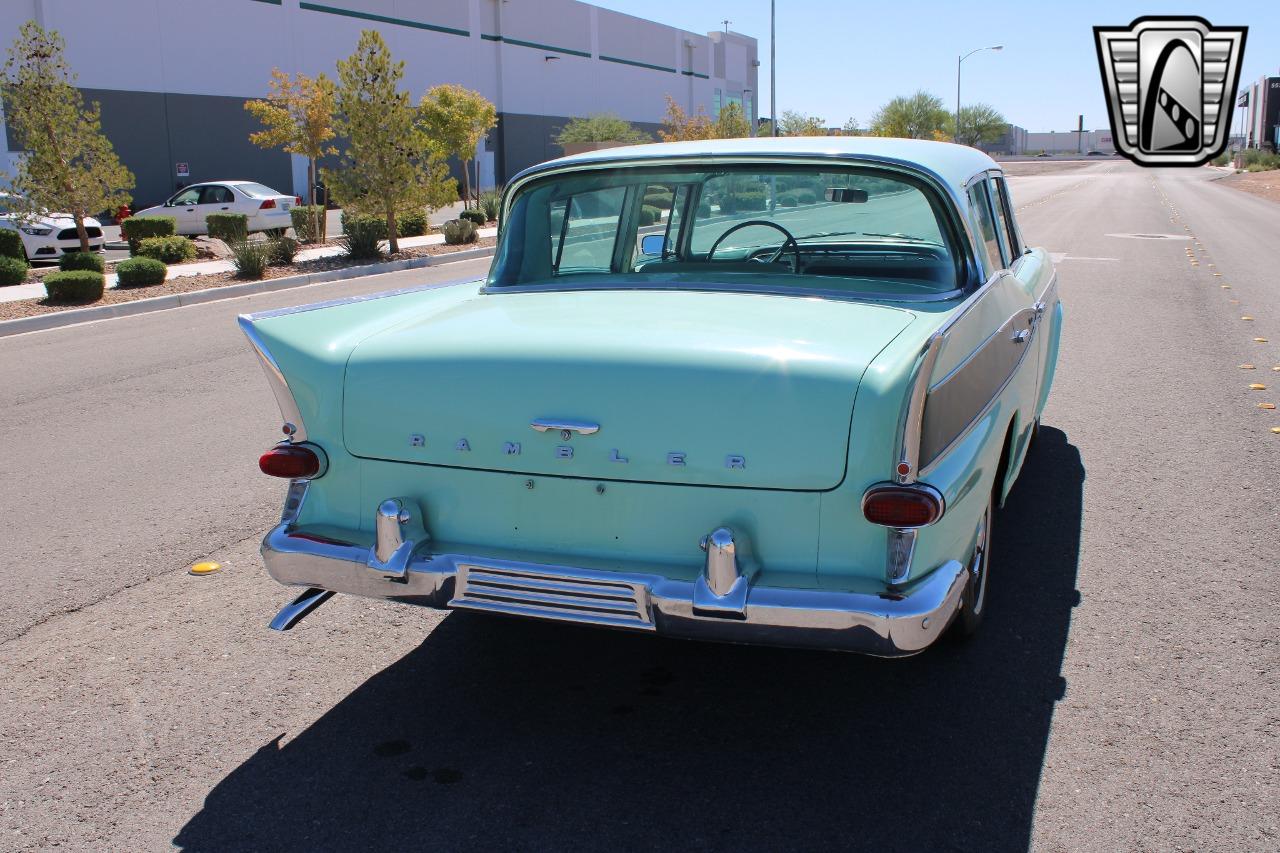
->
[1094,17,1247,167]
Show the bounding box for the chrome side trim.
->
[479,279,964,305]
[895,333,944,484]
[238,315,307,443]
[919,307,1037,469]
[886,529,917,585]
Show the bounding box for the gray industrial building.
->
[1,0,758,208]
[1238,74,1280,150]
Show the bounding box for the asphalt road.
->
[1,162,1276,851]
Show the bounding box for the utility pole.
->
[956,45,1002,143]
[770,0,777,136]
[1077,114,1084,154]
[722,19,731,33]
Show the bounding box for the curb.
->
[0,245,494,338]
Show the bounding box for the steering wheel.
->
[706,220,801,273]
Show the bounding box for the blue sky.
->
[592,1,1280,132]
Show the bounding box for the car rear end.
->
[235,182,297,233]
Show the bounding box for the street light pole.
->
[956,44,1002,144]
[770,0,777,136]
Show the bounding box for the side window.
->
[635,183,688,261]
[201,185,234,205]
[988,176,1020,262]
[966,179,1003,273]
[171,187,201,206]
[550,186,626,275]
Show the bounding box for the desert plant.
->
[44,269,104,303]
[0,228,24,260]
[137,235,196,263]
[58,250,105,272]
[397,208,427,237]
[114,256,166,287]
[290,204,325,243]
[340,213,385,258]
[459,209,486,227]
[120,216,176,254]
[268,236,299,265]
[229,239,272,279]
[479,190,501,221]
[555,113,651,146]
[643,191,673,210]
[205,212,249,243]
[638,205,661,226]
[440,218,477,245]
[696,202,712,218]
[0,254,28,285]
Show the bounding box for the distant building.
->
[1023,129,1116,155]
[1238,75,1280,150]
[1,1,758,208]
[978,125,1028,156]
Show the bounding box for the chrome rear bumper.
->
[261,489,970,657]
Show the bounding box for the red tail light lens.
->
[862,484,944,528]
[259,444,320,478]
[259,198,277,210]
[294,196,302,205]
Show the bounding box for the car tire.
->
[952,488,993,637]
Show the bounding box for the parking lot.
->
[1,160,1277,851]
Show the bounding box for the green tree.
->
[869,91,950,139]
[779,110,826,136]
[555,114,651,146]
[0,21,133,252]
[245,68,337,241]
[714,101,751,139]
[417,84,497,208]
[325,30,456,253]
[841,116,861,136]
[949,103,1007,148]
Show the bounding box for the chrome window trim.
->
[499,153,988,294]
[238,315,308,443]
[478,278,965,305]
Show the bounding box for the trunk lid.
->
[343,290,913,490]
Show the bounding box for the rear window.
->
[489,163,962,297]
[236,183,282,198]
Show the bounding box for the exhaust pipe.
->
[269,587,335,631]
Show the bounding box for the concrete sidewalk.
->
[1,224,497,303]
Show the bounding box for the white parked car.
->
[0,192,106,260]
[131,181,298,236]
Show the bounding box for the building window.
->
[713,88,722,118]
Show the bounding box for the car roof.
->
[532,136,1001,190]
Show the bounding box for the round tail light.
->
[862,484,944,528]
[259,444,322,478]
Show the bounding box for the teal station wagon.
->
[241,137,1061,656]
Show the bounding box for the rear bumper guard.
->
[262,490,969,657]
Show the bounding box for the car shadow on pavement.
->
[174,427,1084,853]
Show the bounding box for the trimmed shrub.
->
[115,257,167,287]
[643,191,673,210]
[397,209,427,237]
[777,191,798,208]
[44,270,105,303]
[268,236,299,266]
[206,212,249,243]
[290,205,325,243]
[441,218,478,245]
[479,190,501,222]
[137,235,196,263]
[59,251,105,272]
[0,255,28,285]
[121,216,176,254]
[459,209,486,227]
[340,214,386,259]
[0,228,24,260]
[638,205,661,226]
[230,240,272,279]
[696,202,712,218]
